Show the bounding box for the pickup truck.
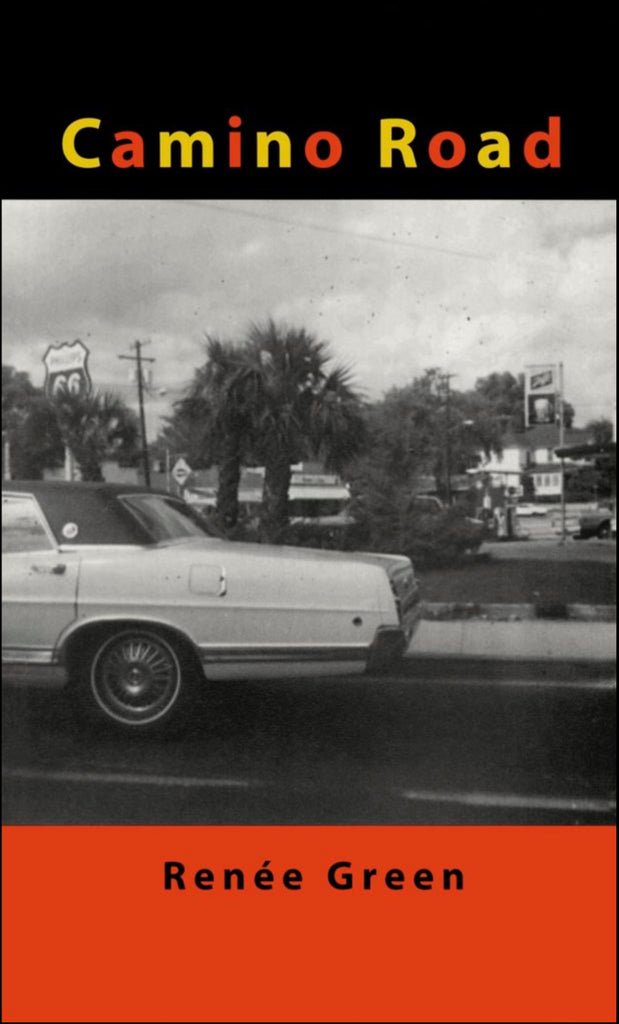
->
[578,504,616,540]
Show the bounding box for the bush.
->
[224,518,367,551]
[280,519,369,551]
[394,508,485,568]
[213,496,484,569]
[346,474,486,568]
[276,508,484,567]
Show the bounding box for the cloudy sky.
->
[2,199,615,437]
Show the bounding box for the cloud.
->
[2,199,615,430]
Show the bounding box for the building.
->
[183,462,351,519]
[472,425,597,501]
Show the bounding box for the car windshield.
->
[120,494,219,543]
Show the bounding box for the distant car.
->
[410,494,486,539]
[2,482,422,731]
[515,503,548,517]
[409,495,443,515]
[578,504,616,540]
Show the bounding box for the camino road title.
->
[61,116,561,171]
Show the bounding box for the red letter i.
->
[229,115,242,167]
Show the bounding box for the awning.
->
[187,484,350,505]
[238,485,350,502]
[555,441,616,459]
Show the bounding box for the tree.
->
[240,321,366,541]
[585,417,614,446]
[357,369,503,503]
[53,391,139,481]
[168,336,256,529]
[474,371,525,432]
[2,365,64,478]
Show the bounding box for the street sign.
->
[171,457,192,487]
[43,340,92,401]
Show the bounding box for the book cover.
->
[2,23,616,1022]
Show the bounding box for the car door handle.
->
[218,569,227,597]
[31,564,67,575]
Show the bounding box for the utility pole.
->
[440,372,457,506]
[119,341,155,487]
[559,361,566,545]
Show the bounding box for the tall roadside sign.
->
[43,340,92,401]
[524,362,566,542]
[43,340,92,481]
[524,364,558,427]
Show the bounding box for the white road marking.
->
[396,673,616,691]
[399,788,616,813]
[3,767,614,815]
[3,767,253,789]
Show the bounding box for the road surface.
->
[2,664,615,825]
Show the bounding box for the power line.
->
[167,201,617,280]
[171,200,492,263]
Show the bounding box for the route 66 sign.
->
[43,340,92,401]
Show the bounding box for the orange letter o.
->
[305,131,342,168]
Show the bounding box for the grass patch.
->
[420,558,616,606]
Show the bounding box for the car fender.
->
[71,544,397,654]
[56,612,203,668]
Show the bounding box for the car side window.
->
[2,496,55,553]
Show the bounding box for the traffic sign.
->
[171,457,192,486]
[43,340,92,401]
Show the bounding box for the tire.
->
[86,628,191,730]
[597,522,611,540]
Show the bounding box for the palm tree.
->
[179,336,254,529]
[54,391,139,482]
[240,320,366,542]
[2,365,64,478]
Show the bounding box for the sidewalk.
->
[407,619,616,663]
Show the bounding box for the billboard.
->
[525,364,558,426]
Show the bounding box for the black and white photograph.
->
[2,198,616,826]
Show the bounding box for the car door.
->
[2,493,80,669]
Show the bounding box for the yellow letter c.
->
[62,118,101,168]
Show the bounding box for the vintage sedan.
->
[2,481,422,731]
[577,504,615,540]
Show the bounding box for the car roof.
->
[2,480,175,545]
[2,480,165,498]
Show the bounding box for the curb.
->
[422,602,616,623]
[405,618,616,673]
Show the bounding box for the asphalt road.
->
[2,666,615,825]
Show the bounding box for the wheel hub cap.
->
[92,634,181,725]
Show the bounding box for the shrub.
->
[346,473,485,567]
[212,493,484,568]
[280,519,369,551]
[394,508,485,568]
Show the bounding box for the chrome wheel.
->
[90,631,182,726]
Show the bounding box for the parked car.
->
[408,495,443,515]
[515,503,549,517]
[577,503,616,540]
[2,482,422,731]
